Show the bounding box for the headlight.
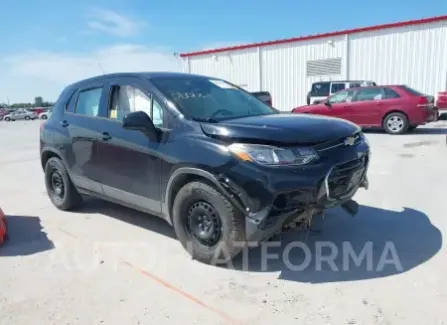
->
[228,143,319,166]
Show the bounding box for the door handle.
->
[101,132,112,141]
[60,120,69,127]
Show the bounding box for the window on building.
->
[383,88,401,99]
[75,88,103,116]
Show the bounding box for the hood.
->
[200,113,360,144]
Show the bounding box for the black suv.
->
[40,72,370,264]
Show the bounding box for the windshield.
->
[151,77,278,121]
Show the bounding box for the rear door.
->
[349,87,385,126]
[96,77,164,215]
[63,82,107,193]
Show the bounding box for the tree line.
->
[0,96,54,109]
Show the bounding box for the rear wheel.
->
[383,112,409,134]
[4,117,10,121]
[25,116,30,120]
[41,114,47,120]
[172,181,245,265]
[44,157,82,210]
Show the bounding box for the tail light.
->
[417,96,433,109]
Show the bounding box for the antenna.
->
[97,63,105,75]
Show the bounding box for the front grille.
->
[315,132,363,152]
[327,155,367,200]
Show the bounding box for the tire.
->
[4,117,10,121]
[172,181,245,265]
[41,115,47,120]
[383,112,409,134]
[44,157,82,210]
[25,116,30,120]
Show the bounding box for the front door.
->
[325,89,356,121]
[97,78,164,215]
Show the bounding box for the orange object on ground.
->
[0,208,7,245]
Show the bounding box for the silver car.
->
[3,109,38,121]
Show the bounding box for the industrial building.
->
[180,16,447,112]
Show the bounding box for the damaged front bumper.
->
[217,145,371,245]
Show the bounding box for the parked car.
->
[0,207,7,245]
[0,109,13,121]
[39,109,52,119]
[30,107,49,115]
[294,85,438,134]
[3,109,38,121]
[436,91,447,110]
[251,91,272,106]
[40,72,370,264]
[307,80,377,105]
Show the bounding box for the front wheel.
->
[4,117,10,121]
[41,115,47,120]
[44,157,82,210]
[383,112,409,134]
[25,116,30,120]
[172,181,245,265]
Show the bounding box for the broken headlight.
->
[228,143,319,166]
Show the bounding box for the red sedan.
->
[292,85,439,134]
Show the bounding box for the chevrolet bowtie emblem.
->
[344,136,355,146]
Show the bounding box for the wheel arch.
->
[382,109,409,124]
[164,167,245,223]
[41,147,68,171]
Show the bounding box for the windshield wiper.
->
[193,117,220,123]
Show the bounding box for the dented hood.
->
[200,113,360,144]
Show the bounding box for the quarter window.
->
[383,88,400,99]
[75,88,103,116]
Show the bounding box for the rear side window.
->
[75,88,102,116]
[331,83,346,93]
[383,88,400,99]
[354,88,384,101]
[310,82,330,97]
[401,85,426,96]
[349,82,362,88]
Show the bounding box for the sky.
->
[0,0,445,103]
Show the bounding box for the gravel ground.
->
[1,119,446,325]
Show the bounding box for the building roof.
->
[180,15,447,58]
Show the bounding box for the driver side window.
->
[328,90,355,104]
[108,85,164,127]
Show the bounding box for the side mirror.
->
[122,111,159,142]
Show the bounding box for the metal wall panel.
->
[185,20,447,112]
[261,36,346,111]
[188,48,260,91]
[349,21,447,96]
